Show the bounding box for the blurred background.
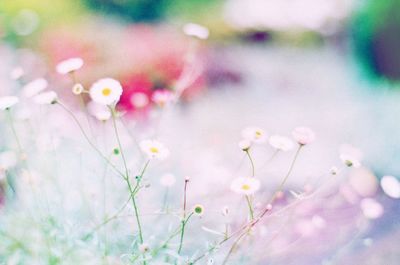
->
[0,0,399,264]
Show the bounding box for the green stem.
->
[110,108,147,264]
[245,196,254,221]
[177,179,190,254]
[191,145,304,264]
[245,150,255,177]
[274,145,303,196]
[177,213,194,254]
[110,107,130,179]
[127,178,144,244]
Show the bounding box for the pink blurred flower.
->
[292,126,315,145]
[118,74,153,114]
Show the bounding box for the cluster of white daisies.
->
[1,61,399,203]
[231,126,316,196]
[1,57,176,162]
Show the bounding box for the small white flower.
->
[238,139,251,151]
[380,175,400,199]
[339,144,363,167]
[138,243,150,253]
[72,83,84,95]
[152,90,175,107]
[56,57,84,74]
[89,78,123,105]
[10,67,24,80]
[33,91,58,104]
[360,198,383,219]
[230,177,260,195]
[292,126,315,145]
[193,204,205,216]
[140,140,170,160]
[22,78,48,98]
[241,127,266,143]
[0,96,19,110]
[340,154,361,167]
[160,173,176,187]
[183,23,210,39]
[87,101,111,121]
[130,92,149,108]
[268,135,294,151]
[330,166,339,175]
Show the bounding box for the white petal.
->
[0,96,19,110]
[380,175,400,199]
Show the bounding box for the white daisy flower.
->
[330,166,339,175]
[241,127,267,143]
[183,23,210,40]
[360,198,383,219]
[87,101,111,121]
[292,126,315,145]
[238,139,252,151]
[268,135,294,151]
[0,96,19,110]
[160,173,176,187]
[22,78,48,98]
[152,90,175,107]
[140,140,170,160]
[89,78,123,105]
[56,57,84,75]
[193,204,205,216]
[33,91,58,104]
[340,154,361,168]
[380,175,400,199]
[230,177,261,195]
[339,144,363,167]
[72,83,84,95]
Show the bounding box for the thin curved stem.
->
[110,108,130,179]
[245,150,255,177]
[191,145,304,264]
[177,212,194,255]
[57,101,124,178]
[245,196,254,221]
[177,178,190,254]
[271,145,303,202]
[110,108,148,265]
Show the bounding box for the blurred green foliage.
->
[84,0,169,22]
[351,0,400,82]
[0,0,85,45]
[83,0,223,22]
[0,0,224,46]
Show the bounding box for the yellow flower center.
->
[241,184,251,190]
[150,147,159,153]
[102,88,111,96]
[255,131,262,137]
